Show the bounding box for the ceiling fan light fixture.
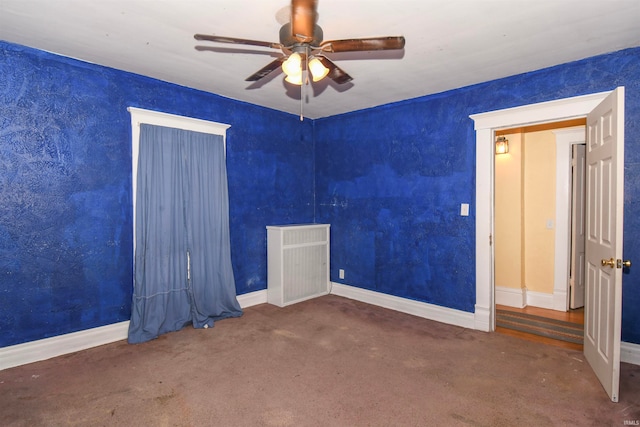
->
[285,73,303,86]
[282,52,302,77]
[309,57,329,82]
[195,1,406,99]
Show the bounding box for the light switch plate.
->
[461,203,469,216]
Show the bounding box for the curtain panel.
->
[128,124,242,344]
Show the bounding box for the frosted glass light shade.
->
[309,57,329,82]
[495,136,509,154]
[282,53,302,77]
[285,73,303,85]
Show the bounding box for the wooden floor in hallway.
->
[496,304,585,351]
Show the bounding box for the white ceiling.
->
[1,0,639,119]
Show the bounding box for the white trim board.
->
[495,286,526,308]
[496,287,559,310]
[552,126,586,311]
[621,342,640,366]
[525,290,555,310]
[0,321,130,372]
[329,283,640,366]
[329,282,476,330]
[0,290,266,371]
[3,288,638,370]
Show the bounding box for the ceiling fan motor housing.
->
[279,23,323,47]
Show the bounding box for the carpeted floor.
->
[1,295,639,426]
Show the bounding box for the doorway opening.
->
[471,88,625,402]
[493,119,586,349]
[469,90,610,333]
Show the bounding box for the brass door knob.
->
[621,260,632,268]
[601,258,616,268]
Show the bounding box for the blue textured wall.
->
[0,41,313,347]
[1,39,638,348]
[315,47,640,343]
[314,101,476,312]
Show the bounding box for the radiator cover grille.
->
[267,224,330,307]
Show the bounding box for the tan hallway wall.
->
[495,130,556,302]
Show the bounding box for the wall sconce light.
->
[495,136,509,155]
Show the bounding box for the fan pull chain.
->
[299,65,304,121]
[300,46,311,121]
[300,83,304,121]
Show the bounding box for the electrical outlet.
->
[339,269,345,279]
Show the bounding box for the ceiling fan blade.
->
[195,46,281,57]
[291,0,318,42]
[245,57,287,82]
[194,34,282,50]
[317,56,353,85]
[320,36,405,53]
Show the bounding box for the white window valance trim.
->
[127,107,230,136]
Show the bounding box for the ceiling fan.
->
[194,0,406,87]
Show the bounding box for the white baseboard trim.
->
[237,289,268,308]
[495,286,526,308]
[621,341,640,366]
[552,289,568,311]
[0,321,130,371]
[0,290,268,371]
[526,290,555,310]
[474,304,491,332]
[495,287,567,312]
[329,282,475,330]
[3,287,637,371]
[330,282,639,366]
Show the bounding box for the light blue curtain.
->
[128,124,242,344]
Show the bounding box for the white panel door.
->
[584,87,625,403]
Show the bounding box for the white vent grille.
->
[283,227,327,245]
[267,224,330,307]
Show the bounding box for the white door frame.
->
[553,127,586,311]
[470,91,610,332]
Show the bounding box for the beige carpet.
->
[1,295,639,426]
